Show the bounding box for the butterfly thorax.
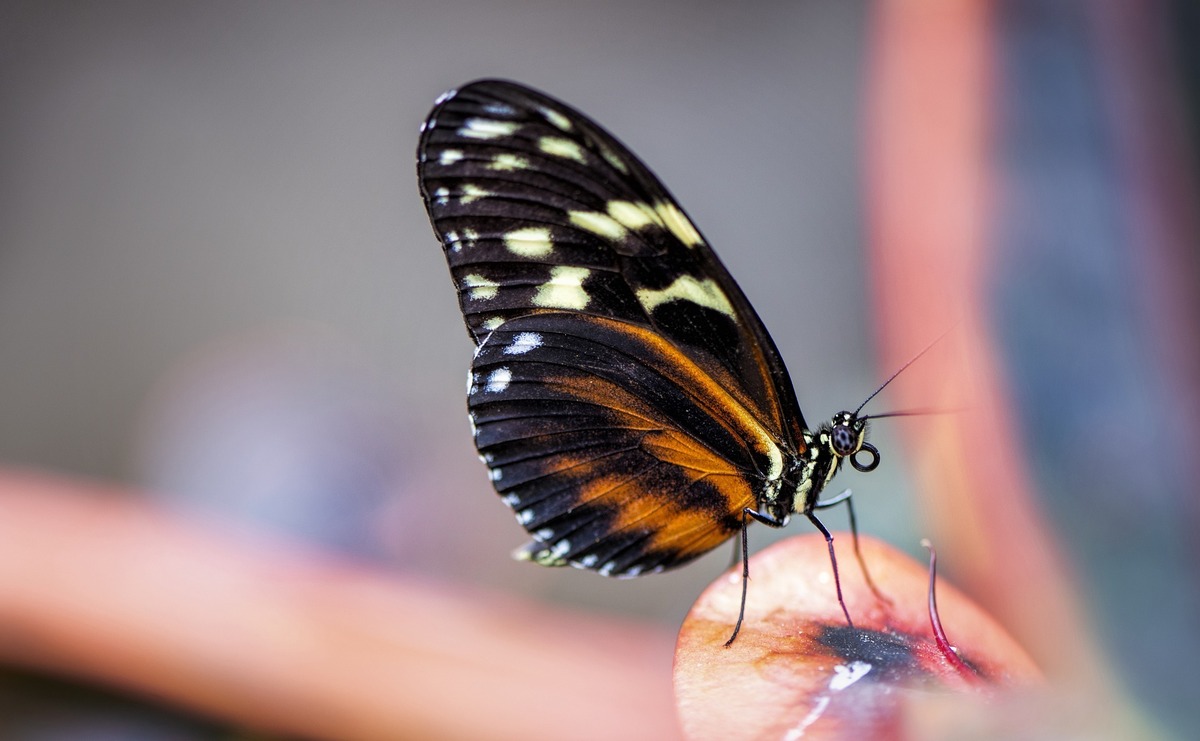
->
[754,411,870,524]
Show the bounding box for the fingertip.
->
[674,534,1041,740]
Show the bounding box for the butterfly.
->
[416,79,888,643]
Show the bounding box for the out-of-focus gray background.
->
[2,0,907,629]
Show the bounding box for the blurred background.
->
[1,0,1197,738]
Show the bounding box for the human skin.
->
[675,535,1042,741]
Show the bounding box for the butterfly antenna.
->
[864,407,961,421]
[853,330,950,417]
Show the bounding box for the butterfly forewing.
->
[418,79,808,575]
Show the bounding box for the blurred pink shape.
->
[0,469,681,741]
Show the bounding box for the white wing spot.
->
[654,200,704,246]
[517,509,534,525]
[534,527,554,541]
[569,210,627,240]
[504,332,543,355]
[483,102,516,116]
[580,554,599,568]
[536,548,566,566]
[466,370,478,395]
[532,266,590,310]
[462,274,499,301]
[439,149,464,165]
[540,106,573,131]
[434,187,450,205]
[485,367,511,393]
[550,540,571,559]
[504,226,554,257]
[636,275,735,317]
[458,118,519,140]
[626,565,643,577]
[599,561,617,577]
[489,467,503,482]
[433,88,457,105]
[488,153,530,171]
[501,493,520,507]
[538,136,586,163]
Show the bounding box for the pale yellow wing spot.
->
[532,266,591,310]
[636,275,735,318]
[764,441,783,481]
[462,273,499,300]
[438,149,463,165]
[539,106,573,132]
[569,210,628,241]
[538,136,587,163]
[487,153,530,171]
[504,227,555,258]
[599,145,629,174]
[459,184,490,204]
[607,200,660,231]
[458,118,519,140]
[654,200,704,247]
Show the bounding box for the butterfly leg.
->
[722,511,751,647]
[803,510,855,628]
[814,489,891,605]
[723,508,789,647]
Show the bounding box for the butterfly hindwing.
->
[470,312,770,575]
[418,80,809,574]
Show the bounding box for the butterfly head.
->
[779,411,881,520]
[826,410,880,473]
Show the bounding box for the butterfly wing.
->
[418,79,806,574]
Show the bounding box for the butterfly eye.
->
[831,424,858,456]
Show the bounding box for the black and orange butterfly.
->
[417,80,887,643]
